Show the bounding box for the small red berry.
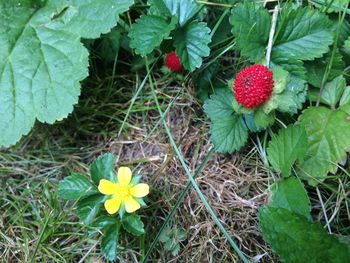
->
[165,51,183,73]
[233,64,274,109]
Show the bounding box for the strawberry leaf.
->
[173,21,211,71]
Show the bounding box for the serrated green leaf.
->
[344,37,350,55]
[340,86,350,106]
[298,106,350,185]
[203,88,235,120]
[77,194,105,225]
[275,75,307,114]
[0,0,133,147]
[149,0,199,26]
[58,173,97,200]
[129,15,177,57]
[90,153,116,186]
[173,21,211,71]
[122,214,145,236]
[96,27,122,63]
[271,56,306,80]
[269,177,311,219]
[253,108,275,129]
[229,2,271,62]
[101,222,121,261]
[194,63,219,101]
[89,216,116,236]
[305,50,345,88]
[210,115,248,154]
[272,7,333,61]
[259,207,350,263]
[320,75,346,108]
[267,125,308,177]
[272,66,290,94]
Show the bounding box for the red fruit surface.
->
[234,64,274,109]
[165,51,183,72]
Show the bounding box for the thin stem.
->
[266,5,279,68]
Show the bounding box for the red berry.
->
[233,64,274,109]
[165,51,183,72]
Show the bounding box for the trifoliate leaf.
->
[0,0,133,147]
[173,21,211,71]
[305,50,345,88]
[229,2,271,62]
[269,177,311,219]
[122,214,145,236]
[77,194,105,225]
[298,106,350,185]
[272,7,334,61]
[203,88,235,120]
[210,115,248,154]
[101,222,121,261]
[320,75,346,108]
[267,125,308,177]
[90,153,116,185]
[58,173,98,200]
[259,207,350,263]
[129,15,177,57]
[148,0,200,26]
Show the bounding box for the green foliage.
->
[90,153,117,185]
[0,0,134,147]
[174,21,211,71]
[298,106,350,185]
[57,173,97,200]
[260,207,350,263]
[272,6,334,62]
[320,75,346,108]
[267,125,308,177]
[269,178,311,219]
[77,194,105,225]
[129,15,177,57]
[229,2,271,62]
[101,222,121,261]
[159,226,187,256]
[204,89,248,153]
[122,214,145,236]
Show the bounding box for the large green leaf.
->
[210,115,248,154]
[173,21,211,71]
[203,88,235,120]
[122,214,145,236]
[148,0,199,26]
[272,7,334,61]
[57,173,97,200]
[298,106,350,185]
[320,75,346,108]
[101,222,121,261]
[269,177,311,219]
[129,15,177,57]
[77,194,105,225]
[229,2,271,62]
[90,153,116,185]
[0,0,134,147]
[267,125,308,177]
[260,207,350,263]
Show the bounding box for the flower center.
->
[114,184,131,198]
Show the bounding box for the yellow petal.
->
[104,197,121,214]
[118,167,132,185]
[98,179,117,195]
[124,197,141,213]
[130,183,149,198]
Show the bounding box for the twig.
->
[266,5,279,68]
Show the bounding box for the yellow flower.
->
[98,167,149,214]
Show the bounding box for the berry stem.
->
[266,5,279,68]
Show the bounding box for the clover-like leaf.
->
[58,173,98,200]
[259,207,350,263]
[173,21,211,71]
[129,15,177,57]
[298,106,350,185]
[0,0,134,147]
[272,6,334,61]
[267,125,308,177]
[229,2,271,62]
[269,177,311,219]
